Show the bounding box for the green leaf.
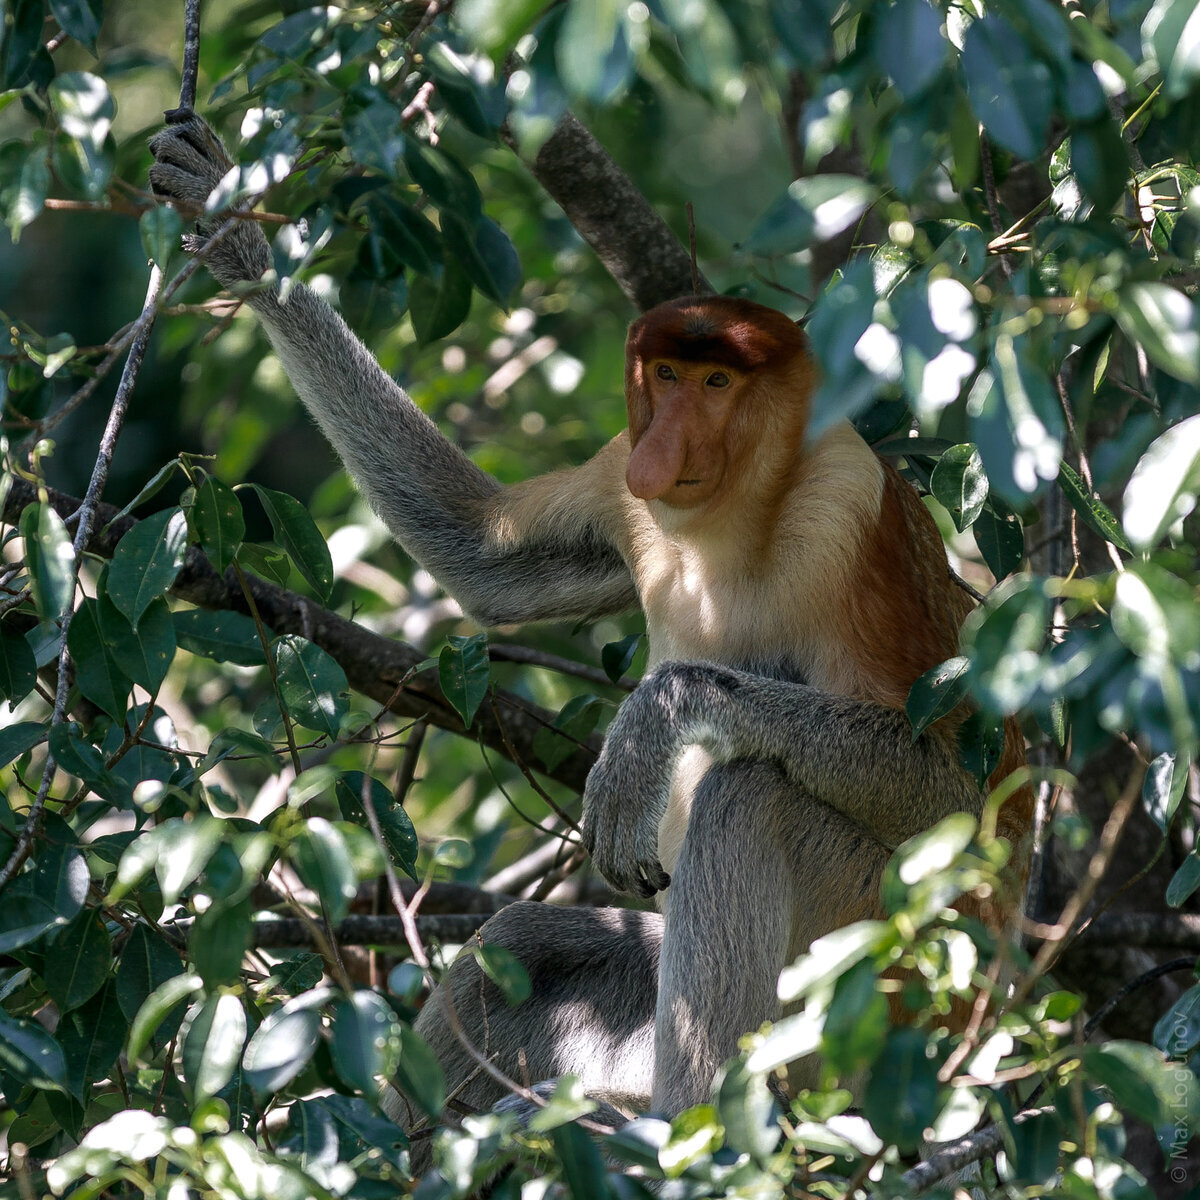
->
[0,1010,67,1092]
[715,1060,778,1162]
[182,992,247,1106]
[438,632,490,727]
[67,596,131,720]
[424,42,496,137]
[973,496,1025,580]
[126,972,201,1065]
[173,608,265,665]
[820,958,889,1076]
[1057,461,1131,553]
[746,175,880,254]
[409,256,473,344]
[557,0,631,102]
[535,694,604,771]
[393,1024,446,1119]
[0,141,50,241]
[31,839,88,927]
[1145,0,1200,99]
[251,484,333,600]
[441,214,521,306]
[242,993,326,1096]
[1080,1042,1174,1126]
[1116,283,1200,384]
[1167,852,1200,907]
[962,578,1050,715]
[152,815,225,906]
[331,990,401,1094]
[476,944,532,1007]
[46,914,111,1012]
[99,592,175,694]
[58,979,126,1097]
[873,0,946,98]
[19,500,75,622]
[344,97,405,176]
[454,0,547,56]
[185,475,245,575]
[101,458,182,531]
[190,898,253,989]
[364,193,442,278]
[0,623,36,706]
[404,141,482,221]
[962,17,1053,160]
[48,723,123,805]
[0,891,60,955]
[906,656,969,739]
[291,817,357,923]
[115,924,184,1025]
[602,633,643,683]
[335,773,419,881]
[552,1121,612,1199]
[1071,119,1128,213]
[139,205,181,270]
[862,1027,945,1151]
[1123,413,1200,549]
[1154,982,1200,1057]
[48,0,103,52]
[107,509,188,628]
[0,722,45,768]
[1143,752,1189,833]
[272,634,349,738]
[930,444,988,532]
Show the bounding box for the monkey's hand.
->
[581,661,746,898]
[149,114,271,290]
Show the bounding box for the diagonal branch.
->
[1,478,600,795]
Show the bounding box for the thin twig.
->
[171,0,203,120]
[0,265,163,890]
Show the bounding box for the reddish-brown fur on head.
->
[623,296,813,508]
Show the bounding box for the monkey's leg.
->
[387,901,660,1158]
[652,760,889,1112]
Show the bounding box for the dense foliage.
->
[2,0,1200,1196]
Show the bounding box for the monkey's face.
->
[624,359,744,508]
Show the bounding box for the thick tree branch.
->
[520,113,710,313]
[2,478,599,793]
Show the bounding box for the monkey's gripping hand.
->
[581,662,751,898]
[149,115,271,290]
[581,660,986,897]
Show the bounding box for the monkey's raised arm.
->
[150,117,637,626]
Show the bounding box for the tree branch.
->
[1,478,600,794]
[520,113,710,313]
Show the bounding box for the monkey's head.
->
[623,296,813,509]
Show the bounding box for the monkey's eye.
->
[655,364,676,382]
[706,371,730,388]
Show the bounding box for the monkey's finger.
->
[148,162,212,211]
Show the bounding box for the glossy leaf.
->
[335,773,419,881]
[906,656,969,739]
[173,608,265,665]
[292,818,358,923]
[746,176,879,255]
[139,205,181,270]
[185,475,245,575]
[476,944,532,1007]
[930,444,988,531]
[182,992,247,1105]
[409,256,473,344]
[251,484,333,600]
[107,509,189,629]
[0,623,37,706]
[126,973,202,1065]
[19,500,75,623]
[272,634,349,737]
[393,1024,446,1120]
[46,915,111,1013]
[48,0,103,52]
[962,18,1053,160]
[67,596,131,720]
[331,990,401,1094]
[438,632,490,727]
[1123,413,1200,549]
[862,1027,944,1151]
[1057,461,1131,553]
[0,1010,67,1091]
[1116,283,1200,384]
[242,995,325,1095]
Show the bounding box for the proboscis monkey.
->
[150,116,1031,1132]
